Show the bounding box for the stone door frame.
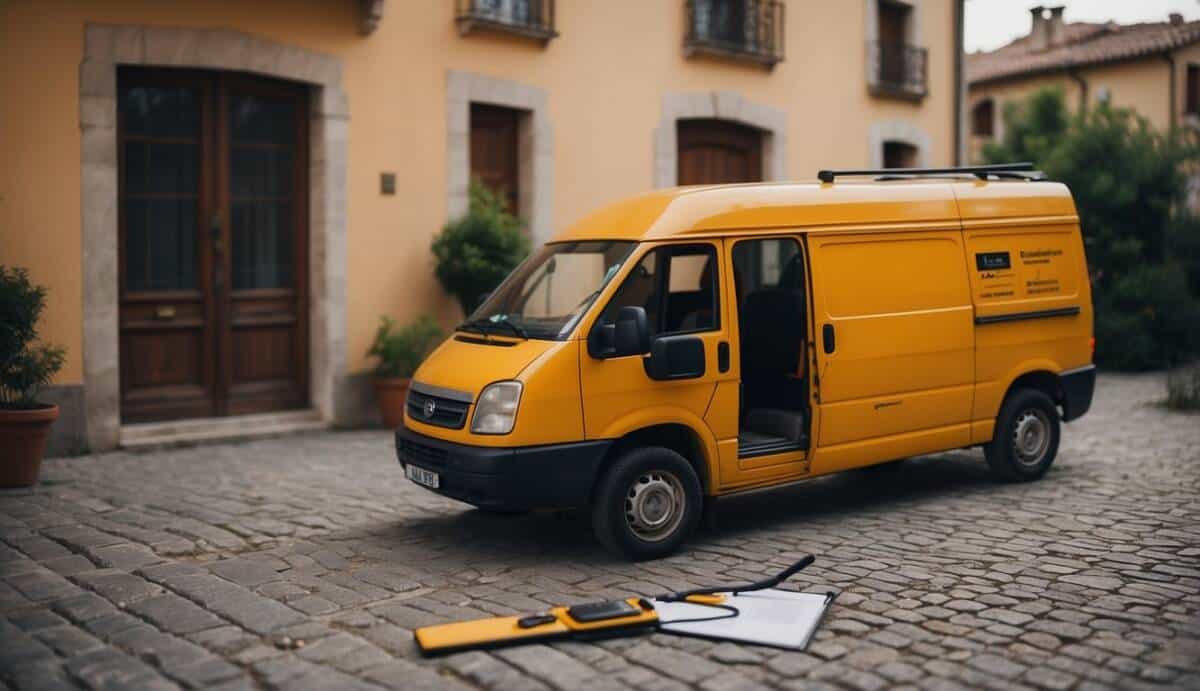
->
[868,119,932,168]
[80,24,349,450]
[445,70,553,246]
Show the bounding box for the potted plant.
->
[432,180,530,316]
[366,315,443,429]
[1,266,65,488]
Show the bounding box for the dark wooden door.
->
[677,119,764,185]
[878,0,911,85]
[221,76,309,417]
[118,68,308,423]
[883,141,918,169]
[470,104,520,215]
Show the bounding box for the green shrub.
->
[1100,263,1200,369]
[981,87,1069,165]
[1167,362,1200,410]
[432,181,531,316]
[0,266,65,409]
[984,88,1200,370]
[366,315,443,379]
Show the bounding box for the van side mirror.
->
[613,306,650,356]
[588,306,650,358]
[644,334,706,381]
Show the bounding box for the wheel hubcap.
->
[624,471,686,542]
[1012,409,1051,467]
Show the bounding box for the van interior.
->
[596,238,811,458]
[732,238,810,457]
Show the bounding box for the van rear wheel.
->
[985,388,1060,482]
[592,447,701,561]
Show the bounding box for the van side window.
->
[600,244,720,336]
[732,238,803,302]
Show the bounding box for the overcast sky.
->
[966,0,1200,53]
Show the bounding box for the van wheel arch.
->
[1003,370,1064,416]
[591,424,711,502]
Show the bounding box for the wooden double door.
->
[677,119,764,185]
[118,68,309,423]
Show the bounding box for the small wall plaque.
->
[380,172,396,195]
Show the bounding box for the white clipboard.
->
[653,588,836,651]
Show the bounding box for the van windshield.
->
[463,241,637,341]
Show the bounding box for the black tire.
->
[591,447,702,561]
[984,388,1060,482]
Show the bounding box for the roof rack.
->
[817,162,1038,183]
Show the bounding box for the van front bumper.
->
[395,425,612,510]
[1060,364,1096,422]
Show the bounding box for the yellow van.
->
[397,164,1096,560]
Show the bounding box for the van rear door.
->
[807,229,975,474]
[953,180,1094,440]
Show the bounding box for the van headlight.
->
[471,381,522,435]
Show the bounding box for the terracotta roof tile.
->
[968,19,1200,85]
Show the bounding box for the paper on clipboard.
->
[653,588,836,651]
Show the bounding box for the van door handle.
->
[717,341,730,373]
[822,324,836,354]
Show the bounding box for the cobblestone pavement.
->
[2,373,1199,691]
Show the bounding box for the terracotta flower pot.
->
[374,377,411,430]
[0,404,59,488]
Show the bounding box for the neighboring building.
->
[0,0,965,454]
[968,5,1200,160]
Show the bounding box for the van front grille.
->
[406,389,470,429]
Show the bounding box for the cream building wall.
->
[0,0,960,452]
[968,44,1200,159]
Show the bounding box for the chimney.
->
[1029,6,1049,52]
[1170,13,1184,26]
[1047,6,1066,46]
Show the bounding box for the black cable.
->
[659,555,815,602]
[657,601,741,626]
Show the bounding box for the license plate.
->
[405,464,440,489]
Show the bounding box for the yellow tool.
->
[414,555,816,657]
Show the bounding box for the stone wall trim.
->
[868,119,933,168]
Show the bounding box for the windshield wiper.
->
[457,317,528,340]
[488,319,529,339]
[457,319,493,336]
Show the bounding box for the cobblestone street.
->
[1,373,1198,690]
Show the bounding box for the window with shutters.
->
[455,0,557,43]
[683,0,784,69]
[868,0,927,101]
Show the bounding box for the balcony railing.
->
[684,0,784,69]
[868,41,928,100]
[456,0,557,44]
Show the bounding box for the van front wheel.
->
[592,447,702,561]
[985,388,1060,482]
